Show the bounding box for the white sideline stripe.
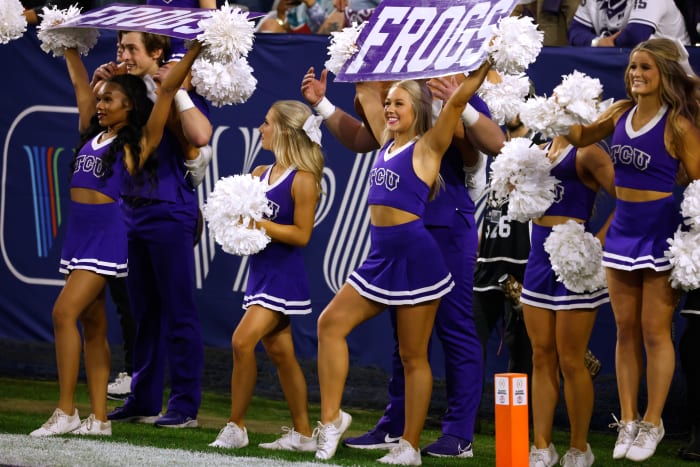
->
[0,434,339,466]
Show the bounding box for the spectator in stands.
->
[568,0,690,47]
[518,0,582,46]
[29,39,202,437]
[22,0,92,25]
[674,0,700,45]
[208,100,324,452]
[564,37,700,462]
[256,0,335,33]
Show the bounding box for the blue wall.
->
[1,28,699,380]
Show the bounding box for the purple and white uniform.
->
[347,139,454,305]
[60,132,127,277]
[371,95,491,445]
[243,166,312,315]
[603,104,680,271]
[520,143,609,310]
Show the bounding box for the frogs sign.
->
[336,0,519,82]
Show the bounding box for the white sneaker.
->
[315,410,352,460]
[208,422,248,449]
[107,372,132,400]
[625,420,664,462]
[72,414,112,436]
[184,145,213,187]
[529,443,559,467]
[609,414,639,459]
[560,444,594,467]
[259,426,316,452]
[30,408,81,437]
[377,438,422,465]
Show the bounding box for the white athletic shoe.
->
[626,420,664,462]
[107,372,132,400]
[609,415,639,460]
[529,443,559,467]
[259,426,316,452]
[72,414,112,436]
[30,408,81,437]
[208,422,249,449]
[377,438,422,465]
[560,444,594,467]
[315,410,352,460]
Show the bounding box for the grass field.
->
[0,377,692,466]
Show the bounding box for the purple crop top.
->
[610,105,679,192]
[367,139,430,218]
[70,132,124,201]
[544,143,596,220]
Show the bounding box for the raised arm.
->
[427,75,504,158]
[301,67,380,153]
[64,48,96,134]
[564,101,627,148]
[140,42,203,167]
[421,61,491,160]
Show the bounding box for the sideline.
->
[0,434,339,466]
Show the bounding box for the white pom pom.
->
[667,228,700,290]
[477,73,531,125]
[520,70,609,137]
[681,180,700,228]
[191,56,257,106]
[325,21,366,75]
[37,5,98,57]
[519,95,571,139]
[203,174,273,256]
[0,0,27,44]
[196,2,255,60]
[544,220,606,293]
[489,137,559,221]
[553,70,606,124]
[486,15,543,75]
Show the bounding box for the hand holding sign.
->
[37,4,99,57]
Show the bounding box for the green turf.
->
[0,377,690,466]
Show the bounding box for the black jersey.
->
[473,162,531,292]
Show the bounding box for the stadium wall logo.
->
[2,106,77,286]
[23,144,69,258]
[323,150,377,294]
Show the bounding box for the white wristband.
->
[313,96,336,120]
[174,89,195,113]
[461,103,480,127]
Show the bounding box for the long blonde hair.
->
[380,79,433,146]
[624,38,700,158]
[380,80,444,198]
[269,100,325,194]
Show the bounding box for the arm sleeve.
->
[568,18,598,45]
[614,23,654,47]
